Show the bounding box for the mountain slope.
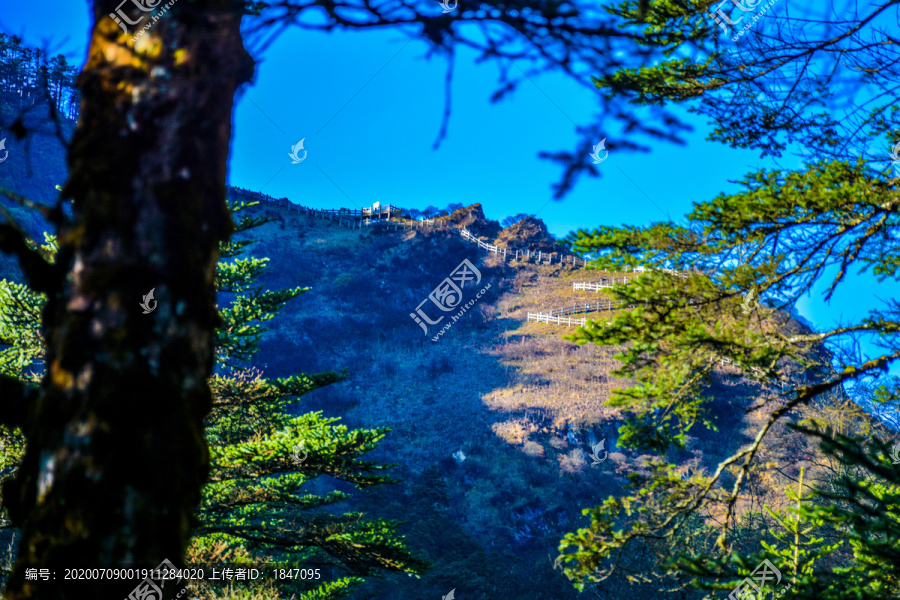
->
[0,134,887,600]
[230,195,875,600]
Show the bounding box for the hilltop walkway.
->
[228,185,687,328]
[228,186,590,268]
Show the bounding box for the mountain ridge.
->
[1,137,888,600]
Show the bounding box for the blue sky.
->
[2,1,898,384]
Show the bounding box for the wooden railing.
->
[459,229,589,267]
[227,185,695,328]
[573,279,630,291]
[526,314,589,326]
[226,186,593,267]
[527,299,640,326]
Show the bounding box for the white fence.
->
[572,269,689,293]
[230,188,694,279]
[527,300,633,326]
[230,186,702,327]
[573,279,630,291]
[526,314,589,326]
[230,186,600,268]
[459,229,588,267]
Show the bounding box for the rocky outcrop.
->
[446,204,502,239]
[495,216,561,253]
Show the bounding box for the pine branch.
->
[0,224,57,294]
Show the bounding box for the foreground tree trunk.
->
[2,1,253,597]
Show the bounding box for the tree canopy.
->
[555,1,900,598]
[2,0,898,598]
[0,200,428,599]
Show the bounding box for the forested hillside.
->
[2,3,900,600]
[0,34,79,122]
[2,124,894,599]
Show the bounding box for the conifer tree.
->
[554,1,900,597]
[1,0,680,587]
[0,199,428,599]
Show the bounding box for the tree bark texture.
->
[2,1,254,597]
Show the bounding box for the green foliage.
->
[555,2,900,597]
[676,440,900,599]
[0,234,56,377]
[0,199,428,599]
[0,280,43,377]
[294,578,365,600]
[215,285,308,366]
